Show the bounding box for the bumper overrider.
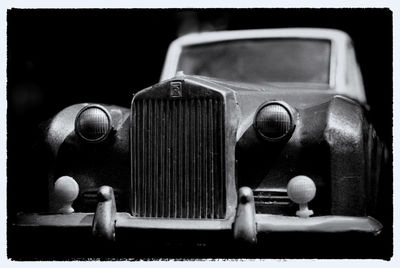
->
[14,186,382,244]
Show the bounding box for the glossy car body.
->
[13,28,386,245]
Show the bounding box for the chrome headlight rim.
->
[74,104,112,143]
[253,100,296,142]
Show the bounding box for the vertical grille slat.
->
[132,94,226,219]
[212,99,218,218]
[184,99,190,219]
[141,100,146,217]
[195,99,201,218]
[165,100,171,218]
[202,99,208,219]
[133,101,138,214]
[172,100,178,218]
[178,100,184,218]
[153,100,158,217]
[208,99,214,218]
[147,100,153,217]
[214,100,220,218]
[159,100,165,217]
[219,100,226,217]
[190,99,196,218]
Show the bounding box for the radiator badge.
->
[170,81,182,97]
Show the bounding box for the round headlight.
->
[253,101,295,141]
[75,105,112,143]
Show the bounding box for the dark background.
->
[7,8,393,259]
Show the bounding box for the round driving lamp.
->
[287,175,316,205]
[287,175,316,218]
[75,105,112,143]
[253,101,295,141]
[54,176,79,214]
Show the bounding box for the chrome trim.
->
[14,213,233,230]
[15,213,382,234]
[256,214,382,234]
[130,76,240,222]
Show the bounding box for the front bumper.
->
[9,188,387,259]
[13,185,382,243]
[9,212,386,260]
[14,212,382,234]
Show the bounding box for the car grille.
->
[132,96,226,219]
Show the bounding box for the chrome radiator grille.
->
[132,97,226,219]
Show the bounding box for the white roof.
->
[172,28,349,47]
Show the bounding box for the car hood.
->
[193,75,336,108]
[190,75,338,138]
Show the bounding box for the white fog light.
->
[54,176,79,214]
[287,175,316,218]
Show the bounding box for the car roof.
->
[170,28,350,47]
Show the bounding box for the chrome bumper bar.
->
[14,186,383,243]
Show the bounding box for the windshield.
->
[177,39,331,86]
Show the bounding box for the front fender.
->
[38,103,131,213]
[324,95,383,216]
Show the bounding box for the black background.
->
[7,8,393,259]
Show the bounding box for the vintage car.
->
[13,28,386,248]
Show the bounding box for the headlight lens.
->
[75,105,112,142]
[253,101,295,141]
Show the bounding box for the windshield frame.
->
[176,38,334,88]
[161,28,345,90]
